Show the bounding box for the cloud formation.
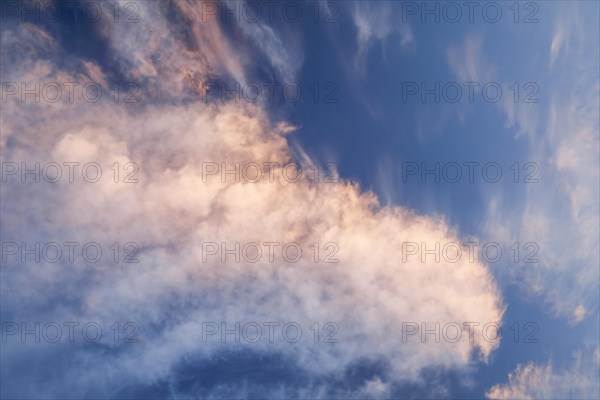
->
[446,5,599,324]
[350,1,414,75]
[0,2,505,398]
[486,348,600,399]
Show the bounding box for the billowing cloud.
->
[1,2,504,398]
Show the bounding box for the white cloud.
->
[351,1,414,75]
[446,6,599,324]
[447,34,495,84]
[550,28,564,70]
[486,348,600,399]
[447,34,539,139]
[0,6,503,398]
[223,0,304,84]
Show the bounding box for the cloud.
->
[550,27,564,70]
[446,34,496,84]
[446,5,599,324]
[447,34,539,139]
[486,348,600,399]
[222,0,304,84]
[350,1,414,75]
[1,3,503,398]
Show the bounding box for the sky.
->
[0,0,599,399]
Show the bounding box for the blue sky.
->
[1,1,599,399]
[289,2,599,397]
